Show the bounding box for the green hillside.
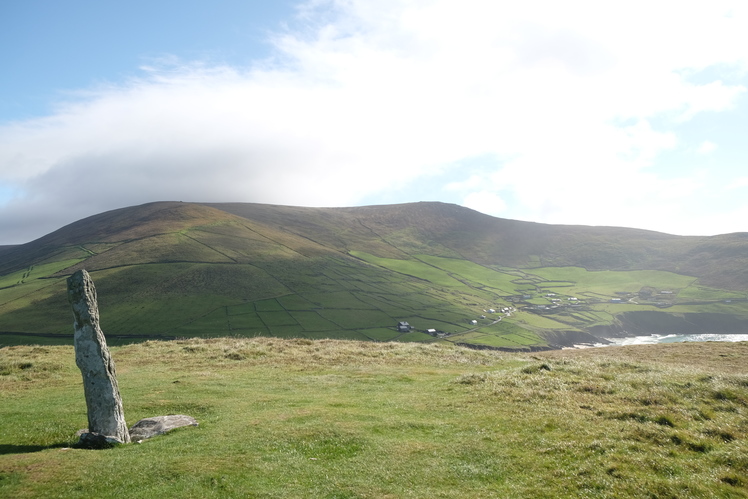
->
[1,201,747,348]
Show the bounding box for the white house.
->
[397,321,411,332]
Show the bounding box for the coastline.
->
[597,332,748,347]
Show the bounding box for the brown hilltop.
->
[204,201,748,290]
[2,200,747,290]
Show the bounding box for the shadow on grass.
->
[0,443,69,455]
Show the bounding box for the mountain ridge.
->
[202,201,746,290]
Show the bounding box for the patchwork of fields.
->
[2,201,748,349]
[2,245,747,349]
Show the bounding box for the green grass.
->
[411,318,463,333]
[350,251,468,288]
[277,294,316,310]
[0,259,84,288]
[393,331,437,342]
[227,311,267,329]
[1,339,746,497]
[414,255,518,294]
[306,291,379,310]
[0,334,73,347]
[316,309,395,330]
[677,285,746,302]
[288,311,341,331]
[358,327,401,341]
[169,309,231,336]
[0,278,64,310]
[265,324,306,337]
[252,299,284,312]
[257,310,298,327]
[529,266,698,296]
[508,312,575,330]
[668,301,748,318]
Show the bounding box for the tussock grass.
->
[122,336,503,370]
[0,345,70,387]
[1,339,747,497]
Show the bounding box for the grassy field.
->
[529,267,698,295]
[1,338,747,498]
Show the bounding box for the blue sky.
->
[0,1,295,120]
[1,0,747,245]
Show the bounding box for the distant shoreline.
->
[601,333,748,346]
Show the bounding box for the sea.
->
[601,333,748,346]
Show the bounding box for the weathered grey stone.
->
[68,269,131,444]
[129,415,198,441]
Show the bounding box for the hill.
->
[1,338,746,497]
[1,201,747,348]
[205,201,748,290]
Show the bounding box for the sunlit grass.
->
[529,266,697,296]
[1,339,746,497]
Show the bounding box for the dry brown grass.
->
[115,336,511,371]
[538,341,748,375]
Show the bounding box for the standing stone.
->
[67,269,130,445]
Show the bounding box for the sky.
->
[1,0,748,245]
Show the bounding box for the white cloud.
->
[2,0,748,243]
[727,177,748,190]
[697,140,718,154]
[463,191,507,217]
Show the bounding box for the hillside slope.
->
[204,201,748,290]
[1,201,747,348]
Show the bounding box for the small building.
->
[470,319,478,325]
[610,298,623,303]
[397,321,411,332]
[488,309,496,314]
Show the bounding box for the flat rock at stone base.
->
[75,430,127,448]
[75,415,198,447]
[129,414,198,441]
